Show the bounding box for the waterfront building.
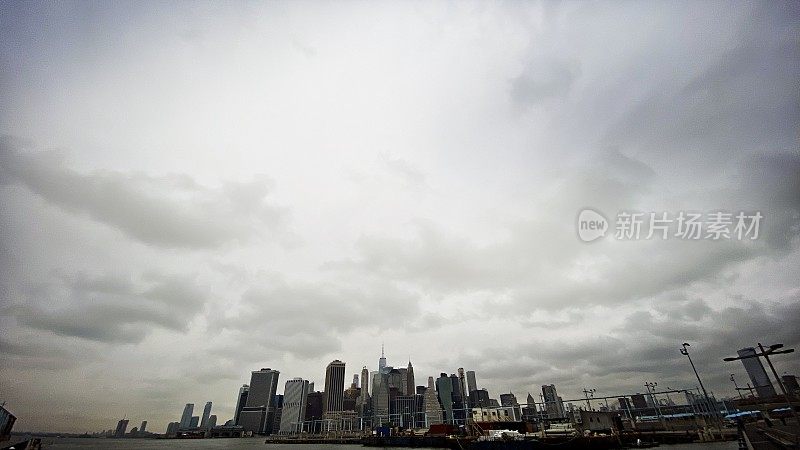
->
[738,347,777,398]
[234,384,249,425]
[305,390,324,432]
[323,360,346,429]
[139,421,147,434]
[114,419,129,438]
[200,401,212,428]
[165,422,179,436]
[240,368,280,434]
[208,415,217,428]
[189,416,199,427]
[424,376,444,425]
[279,378,309,434]
[179,403,194,428]
[393,395,417,428]
[472,406,516,422]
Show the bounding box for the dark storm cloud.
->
[468,297,800,399]
[6,272,207,343]
[0,136,285,249]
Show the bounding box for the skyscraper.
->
[457,368,467,410]
[361,366,370,397]
[466,371,477,394]
[139,420,147,434]
[200,401,212,428]
[379,345,387,374]
[372,372,390,422]
[234,384,249,425]
[406,361,415,398]
[323,360,346,419]
[240,368,280,434]
[208,415,217,428]
[114,419,129,438]
[180,403,194,428]
[542,385,564,418]
[279,378,310,434]
[436,373,457,424]
[737,347,777,398]
[424,376,443,425]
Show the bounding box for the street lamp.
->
[723,343,798,424]
[680,343,719,426]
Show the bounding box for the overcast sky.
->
[1,0,799,434]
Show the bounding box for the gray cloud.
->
[510,57,580,108]
[0,136,285,249]
[6,272,207,343]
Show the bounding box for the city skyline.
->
[1,0,798,434]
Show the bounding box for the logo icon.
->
[577,209,608,242]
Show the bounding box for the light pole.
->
[680,343,719,426]
[724,343,798,424]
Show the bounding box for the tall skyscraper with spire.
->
[378,345,387,374]
[406,361,415,397]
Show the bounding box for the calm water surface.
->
[30,438,739,450]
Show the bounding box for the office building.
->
[372,372,390,422]
[139,420,147,434]
[542,385,564,419]
[324,360,346,415]
[436,373,459,424]
[279,378,310,434]
[240,368,280,434]
[406,361,416,397]
[179,403,194,428]
[424,376,443,425]
[114,419,129,438]
[208,415,217,428]
[466,371,477,394]
[234,384,249,425]
[200,401,212,428]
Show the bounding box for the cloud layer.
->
[0,0,798,434]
